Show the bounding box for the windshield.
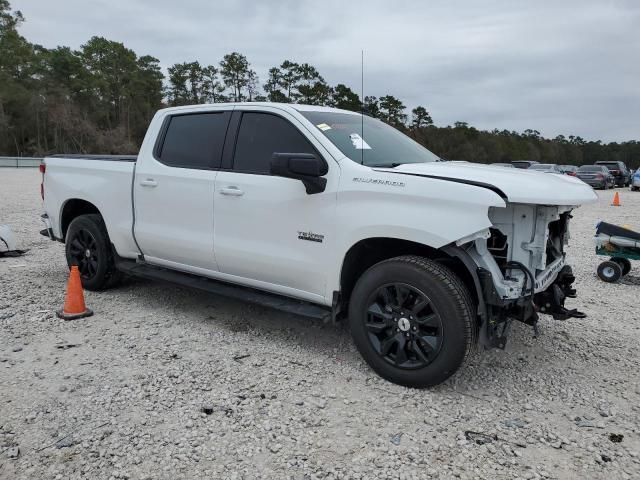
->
[300,111,440,167]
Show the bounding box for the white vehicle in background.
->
[40,103,597,387]
[528,163,564,174]
[0,224,19,256]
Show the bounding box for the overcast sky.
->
[13,0,640,142]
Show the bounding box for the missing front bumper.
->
[479,265,586,350]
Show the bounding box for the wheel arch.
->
[337,237,483,320]
[59,198,101,240]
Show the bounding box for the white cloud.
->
[13,0,640,141]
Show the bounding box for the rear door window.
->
[158,112,230,169]
[232,112,316,174]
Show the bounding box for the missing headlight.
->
[487,228,509,270]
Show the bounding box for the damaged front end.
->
[461,203,586,349]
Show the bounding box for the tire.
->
[597,261,622,283]
[65,214,122,291]
[348,255,475,388]
[611,257,632,276]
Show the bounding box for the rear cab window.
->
[157,111,231,169]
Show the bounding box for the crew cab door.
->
[213,107,339,302]
[134,109,231,271]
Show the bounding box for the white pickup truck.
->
[40,102,597,387]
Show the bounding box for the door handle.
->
[220,186,244,196]
[140,179,158,187]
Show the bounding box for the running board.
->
[115,260,331,321]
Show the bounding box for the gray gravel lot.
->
[1,168,640,479]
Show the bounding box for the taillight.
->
[40,162,45,200]
[596,173,604,179]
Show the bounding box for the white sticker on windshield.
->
[350,133,371,150]
[316,123,332,131]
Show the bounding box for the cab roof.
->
[159,102,360,116]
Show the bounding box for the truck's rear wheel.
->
[348,255,475,388]
[65,214,122,291]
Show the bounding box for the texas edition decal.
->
[298,231,324,243]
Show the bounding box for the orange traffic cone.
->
[612,191,621,207]
[57,265,93,320]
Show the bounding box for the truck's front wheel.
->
[349,255,475,388]
[65,214,122,291]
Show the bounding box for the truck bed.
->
[43,154,139,257]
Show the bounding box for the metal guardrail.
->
[0,157,43,168]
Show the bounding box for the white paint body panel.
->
[42,102,598,307]
[42,157,138,257]
[383,162,598,206]
[212,104,340,298]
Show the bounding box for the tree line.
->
[1,1,638,167]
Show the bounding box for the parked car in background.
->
[594,161,630,187]
[559,165,578,176]
[489,163,514,168]
[576,165,615,189]
[630,169,640,191]
[511,160,539,169]
[528,163,563,174]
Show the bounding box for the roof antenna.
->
[361,49,365,165]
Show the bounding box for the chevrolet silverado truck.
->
[40,103,597,387]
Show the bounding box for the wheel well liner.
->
[60,199,100,239]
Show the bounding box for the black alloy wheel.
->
[365,283,443,369]
[68,228,99,280]
[65,214,122,290]
[349,255,475,388]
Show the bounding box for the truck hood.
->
[376,162,598,205]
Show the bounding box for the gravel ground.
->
[1,168,639,480]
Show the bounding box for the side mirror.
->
[271,153,328,194]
